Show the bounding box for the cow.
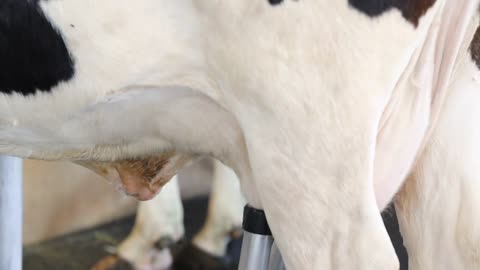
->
[1,0,479,269]
[92,159,245,270]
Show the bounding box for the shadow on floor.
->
[24,197,407,270]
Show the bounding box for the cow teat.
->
[76,152,194,201]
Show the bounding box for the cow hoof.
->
[172,243,231,270]
[154,236,179,250]
[90,255,134,270]
[229,227,243,240]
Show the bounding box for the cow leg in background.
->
[0,156,22,270]
[174,159,245,270]
[118,176,184,270]
[395,57,480,270]
[92,176,184,270]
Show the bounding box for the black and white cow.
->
[1,0,479,269]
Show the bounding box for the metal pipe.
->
[238,205,273,270]
[238,231,273,270]
[0,156,22,270]
[268,241,286,270]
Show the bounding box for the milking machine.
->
[238,205,286,270]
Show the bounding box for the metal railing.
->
[0,156,22,270]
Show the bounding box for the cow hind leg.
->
[119,176,185,270]
[91,176,185,270]
[395,58,480,270]
[174,159,245,270]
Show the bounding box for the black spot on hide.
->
[268,0,284,5]
[348,0,436,27]
[0,0,74,95]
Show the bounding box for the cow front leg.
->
[239,112,400,269]
[253,178,399,270]
[174,159,245,270]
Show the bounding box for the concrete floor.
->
[23,198,407,270]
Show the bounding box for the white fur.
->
[0,0,479,269]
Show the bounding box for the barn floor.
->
[23,197,241,270]
[23,197,408,270]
